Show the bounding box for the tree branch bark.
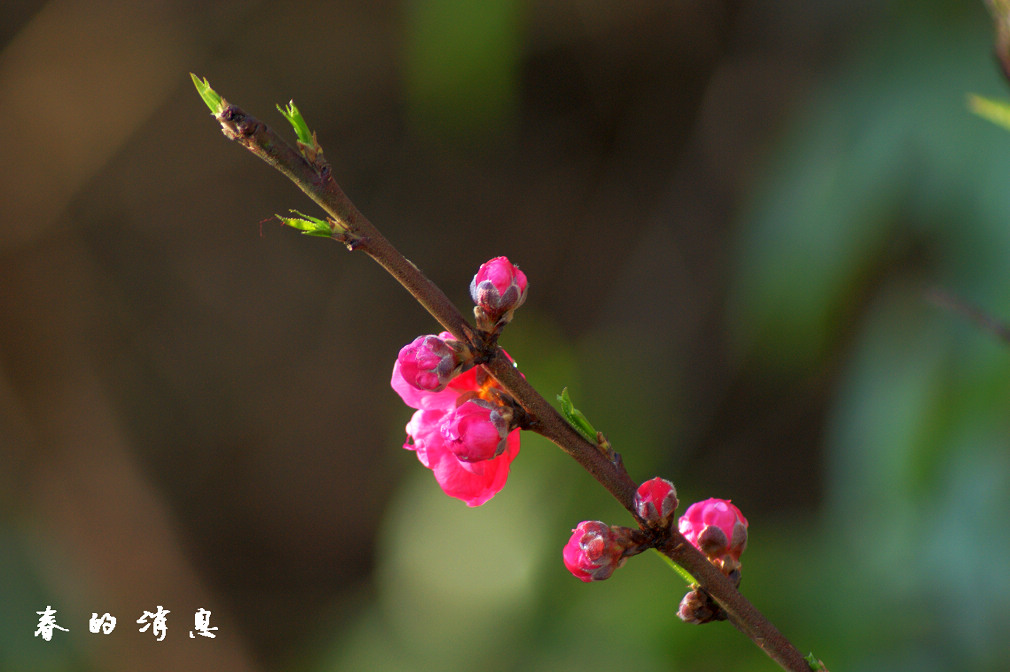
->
[204,97,812,672]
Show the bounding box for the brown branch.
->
[204,96,812,672]
[213,103,641,508]
[214,105,466,339]
[926,287,1010,344]
[662,532,810,671]
[483,354,639,509]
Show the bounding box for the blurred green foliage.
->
[403,0,522,139]
[315,5,1010,672]
[733,7,1010,672]
[0,532,87,671]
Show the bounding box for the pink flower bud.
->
[392,332,480,411]
[562,521,627,582]
[470,257,528,321]
[633,477,678,527]
[395,334,463,393]
[404,408,520,507]
[678,498,748,562]
[441,398,511,462]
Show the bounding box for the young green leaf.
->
[968,94,1010,132]
[276,100,314,147]
[276,210,334,237]
[190,73,224,114]
[557,387,598,442]
[804,653,830,671]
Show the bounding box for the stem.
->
[483,354,639,509]
[926,286,1010,344]
[213,104,639,507]
[214,105,468,339]
[662,533,810,672]
[206,99,811,672]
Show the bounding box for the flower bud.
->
[562,521,628,582]
[470,257,528,326]
[633,477,678,528]
[441,398,511,462]
[678,498,748,563]
[677,587,727,625]
[395,334,464,393]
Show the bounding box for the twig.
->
[926,287,1010,343]
[663,533,811,671]
[211,101,642,509]
[199,89,812,672]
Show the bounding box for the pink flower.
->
[441,398,510,462]
[393,334,463,394]
[562,521,626,582]
[405,409,520,507]
[678,498,748,561]
[470,257,528,322]
[394,335,521,507]
[633,477,678,528]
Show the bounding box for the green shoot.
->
[190,73,224,114]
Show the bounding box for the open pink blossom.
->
[393,328,522,506]
[562,521,626,582]
[405,409,520,507]
[441,398,510,462]
[678,498,748,561]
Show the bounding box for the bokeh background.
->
[2,0,1010,670]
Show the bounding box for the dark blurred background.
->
[3,1,1010,670]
